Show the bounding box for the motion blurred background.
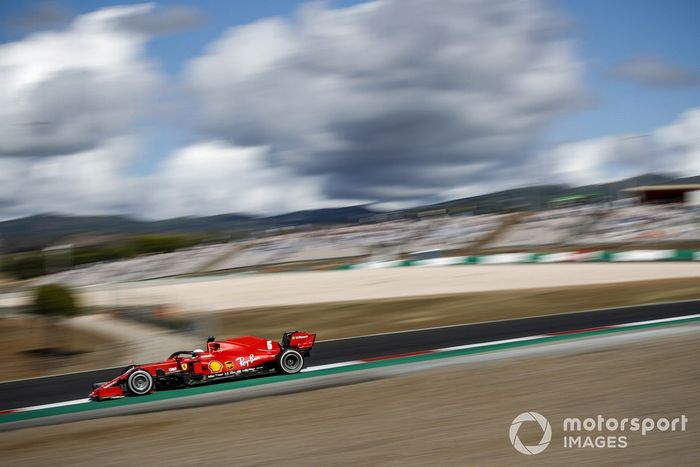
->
[0,0,699,465]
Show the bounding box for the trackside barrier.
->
[610,250,676,262]
[342,249,700,269]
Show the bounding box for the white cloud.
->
[541,107,700,185]
[0,3,185,220]
[185,0,585,206]
[0,137,141,219]
[2,1,699,222]
[145,141,347,218]
[0,4,163,158]
[0,137,336,220]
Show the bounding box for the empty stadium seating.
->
[32,203,700,287]
[577,204,700,243]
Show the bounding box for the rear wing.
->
[282,331,316,350]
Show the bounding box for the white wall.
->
[685,190,700,206]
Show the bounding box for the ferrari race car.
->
[90,331,316,400]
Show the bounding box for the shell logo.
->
[180,363,188,371]
[208,360,223,372]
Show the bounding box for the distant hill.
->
[0,173,696,251]
[423,184,569,213]
[0,207,377,252]
[414,173,681,214]
[0,215,150,251]
[263,206,378,226]
[575,173,677,195]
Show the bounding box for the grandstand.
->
[577,203,700,243]
[34,243,235,287]
[486,206,602,248]
[27,183,700,288]
[401,214,507,252]
[33,213,508,287]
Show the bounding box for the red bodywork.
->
[90,331,315,400]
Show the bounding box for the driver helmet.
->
[192,348,204,354]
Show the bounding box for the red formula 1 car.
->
[90,331,316,400]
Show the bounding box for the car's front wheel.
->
[126,369,154,395]
[276,349,304,374]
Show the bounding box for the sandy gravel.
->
[1,262,694,312]
[3,327,697,466]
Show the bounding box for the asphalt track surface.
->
[1,299,698,411]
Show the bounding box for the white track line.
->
[608,313,700,328]
[435,335,546,353]
[302,361,363,372]
[13,398,90,413]
[5,313,699,414]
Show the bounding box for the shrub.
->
[32,284,80,319]
[127,234,202,255]
[7,253,44,279]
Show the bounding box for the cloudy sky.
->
[0,0,698,219]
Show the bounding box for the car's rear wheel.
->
[276,349,304,374]
[126,369,154,395]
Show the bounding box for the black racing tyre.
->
[276,349,304,374]
[126,369,154,395]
